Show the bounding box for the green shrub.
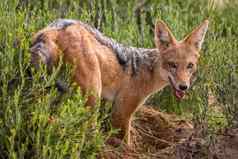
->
[1,0,238,158]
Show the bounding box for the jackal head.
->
[154,20,209,100]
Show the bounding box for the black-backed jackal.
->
[30,19,209,145]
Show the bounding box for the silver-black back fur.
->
[44,19,159,76]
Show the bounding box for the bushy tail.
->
[30,19,77,69]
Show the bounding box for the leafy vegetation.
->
[0,0,238,158]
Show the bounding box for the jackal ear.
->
[184,20,209,51]
[154,20,176,52]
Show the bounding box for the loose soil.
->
[100,106,238,159]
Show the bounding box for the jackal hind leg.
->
[73,65,102,108]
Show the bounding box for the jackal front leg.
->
[111,97,141,145]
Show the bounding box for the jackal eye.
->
[168,62,177,69]
[187,63,194,69]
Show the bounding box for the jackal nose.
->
[179,84,188,91]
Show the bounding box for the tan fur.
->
[31,20,209,145]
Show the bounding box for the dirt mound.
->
[174,128,238,159]
[100,106,238,159]
[100,106,194,159]
[131,106,194,153]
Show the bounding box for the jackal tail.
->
[30,19,78,68]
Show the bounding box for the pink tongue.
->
[175,90,185,100]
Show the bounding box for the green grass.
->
[0,0,238,158]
